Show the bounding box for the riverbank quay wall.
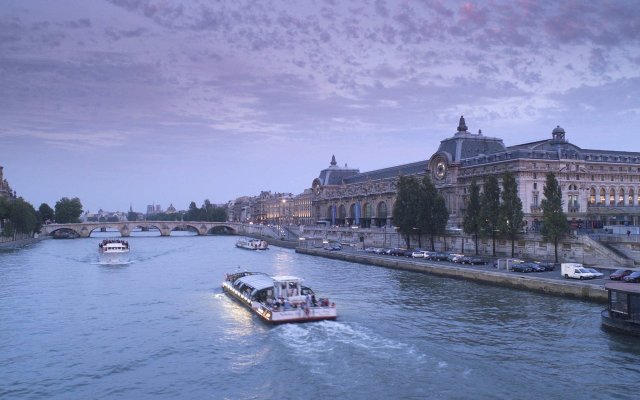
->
[298,226,638,267]
[296,247,607,303]
[0,234,47,250]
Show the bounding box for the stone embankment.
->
[296,247,607,303]
[0,235,47,250]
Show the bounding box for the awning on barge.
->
[236,274,274,291]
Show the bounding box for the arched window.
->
[589,188,596,205]
[363,203,372,218]
[600,188,606,205]
[349,203,356,218]
[338,204,346,219]
[327,205,334,219]
[568,194,578,212]
[619,188,625,205]
[629,188,635,206]
[377,202,388,220]
[609,188,615,205]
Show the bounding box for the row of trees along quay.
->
[0,196,84,240]
[392,172,570,262]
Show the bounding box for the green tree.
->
[184,201,200,221]
[499,172,524,257]
[38,203,55,224]
[417,175,449,251]
[0,197,10,233]
[541,172,570,262]
[9,198,38,235]
[480,175,501,256]
[392,176,421,248]
[463,179,482,255]
[54,197,83,223]
[127,211,138,221]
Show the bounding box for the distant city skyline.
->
[2,0,639,212]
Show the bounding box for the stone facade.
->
[310,116,640,231]
[0,166,15,199]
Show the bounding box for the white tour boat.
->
[98,239,130,263]
[235,238,269,250]
[222,271,337,323]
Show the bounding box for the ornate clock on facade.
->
[435,160,447,180]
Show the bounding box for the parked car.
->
[401,249,415,257]
[533,261,556,271]
[585,268,604,279]
[623,271,640,283]
[511,263,533,273]
[525,263,546,272]
[448,253,464,262]
[459,256,486,265]
[422,251,435,259]
[609,269,633,280]
[429,252,450,261]
[561,263,595,280]
[411,251,426,258]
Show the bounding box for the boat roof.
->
[273,275,303,283]
[605,282,640,294]
[236,274,275,291]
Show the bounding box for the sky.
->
[1,0,639,213]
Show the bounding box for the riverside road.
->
[297,245,611,302]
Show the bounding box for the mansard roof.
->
[344,160,428,184]
[461,138,640,167]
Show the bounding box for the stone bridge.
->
[41,221,280,238]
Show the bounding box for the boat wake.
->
[275,321,427,371]
[92,259,135,266]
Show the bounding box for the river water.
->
[1,232,639,399]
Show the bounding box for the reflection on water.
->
[0,235,639,400]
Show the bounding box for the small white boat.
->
[222,271,337,323]
[98,239,130,263]
[235,238,269,250]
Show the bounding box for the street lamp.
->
[281,199,287,239]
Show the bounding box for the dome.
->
[552,125,566,142]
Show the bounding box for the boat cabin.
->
[225,272,315,306]
[602,282,640,336]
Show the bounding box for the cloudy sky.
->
[1,0,639,213]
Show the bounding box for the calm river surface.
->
[1,232,639,399]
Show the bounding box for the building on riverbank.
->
[309,116,640,232]
[0,166,15,199]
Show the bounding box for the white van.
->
[561,263,594,280]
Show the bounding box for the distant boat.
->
[98,239,130,263]
[235,238,268,250]
[222,271,337,323]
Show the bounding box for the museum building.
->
[310,116,640,230]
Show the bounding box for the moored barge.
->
[222,271,337,323]
[601,282,640,336]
